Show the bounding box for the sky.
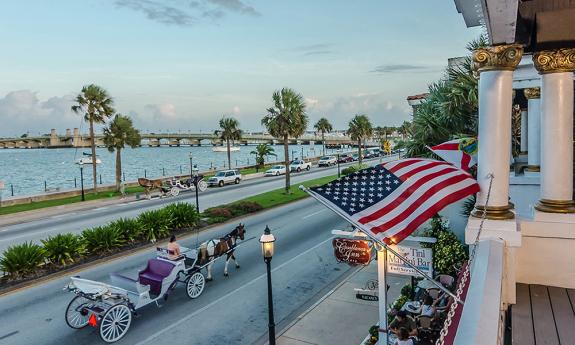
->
[0,0,482,137]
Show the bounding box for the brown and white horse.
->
[199,223,246,281]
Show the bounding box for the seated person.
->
[167,235,181,260]
[390,311,418,337]
[395,327,414,345]
[420,295,439,318]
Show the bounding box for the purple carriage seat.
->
[138,259,175,296]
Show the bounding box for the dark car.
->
[338,154,353,163]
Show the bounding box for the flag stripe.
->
[396,161,455,181]
[366,174,473,232]
[355,166,461,224]
[382,183,480,244]
[384,159,421,173]
[431,142,460,150]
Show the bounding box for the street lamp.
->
[336,149,342,178]
[189,153,193,178]
[78,162,85,201]
[192,164,200,213]
[260,226,276,345]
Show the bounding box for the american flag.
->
[309,158,480,244]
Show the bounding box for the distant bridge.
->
[0,128,387,149]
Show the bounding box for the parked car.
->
[352,153,365,161]
[207,169,242,187]
[289,159,312,172]
[265,165,286,176]
[338,154,354,163]
[318,156,337,167]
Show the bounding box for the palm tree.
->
[262,87,309,193]
[215,117,242,169]
[103,115,141,191]
[347,114,373,165]
[250,144,276,171]
[398,121,412,139]
[71,84,115,192]
[314,118,333,156]
[374,126,386,149]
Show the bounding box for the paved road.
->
[0,198,357,345]
[0,156,396,252]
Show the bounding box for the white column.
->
[471,45,523,220]
[520,109,528,153]
[524,88,541,172]
[533,49,575,213]
[377,249,388,345]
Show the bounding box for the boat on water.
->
[75,152,102,165]
[212,146,240,152]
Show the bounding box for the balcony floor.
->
[512,284,575,345]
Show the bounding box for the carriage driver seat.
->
[138,259,175,296]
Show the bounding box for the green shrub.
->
[82,226,124,254]
[341,164,369,176]
[138,209,173,242]
[423,216,468,276]
[41,233,84,266]
[109,218,142,243]
[0,242,45,277]
[163,202,199,229]
[203,207,233,219]
[226,201,263,216]
[205,216,229,224]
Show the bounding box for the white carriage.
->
[64,246,208,343]
[166,176,208,197]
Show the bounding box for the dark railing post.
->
[144,169,147,178]
[123,172,126,182]
[44,180,47,192]
[265,257,276,345]
[74,177,77,188]
[99,174,102,185]
[80,166,85,202]
[162,167,165,176]
[11,184,14,196]
[180,165,182,174]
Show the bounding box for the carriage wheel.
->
[198,181,208,192]
[65,295,92,329]
[170,187,180,197]
[186,272,205,299]
[99,304,132,343]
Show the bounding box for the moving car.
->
[318,156,337,167]
[337,154,353,163]
[265,165,287,176]
[289,159,312,172]
[207,169,242,187]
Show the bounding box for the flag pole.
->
[377,246,388,344]
[300,185,464,305]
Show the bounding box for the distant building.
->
[406,93,428,119]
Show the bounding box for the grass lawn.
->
[0,186,145,216]
[242,175,337,209]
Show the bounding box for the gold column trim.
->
[535,199,575,213]
[471,203,515,220]
[473,44,524,72]
[526,165,540,172]
[533,48,575,74]
[523,87,540,99]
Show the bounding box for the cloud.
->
[145,103,177,121]
[114,0,260,26]
[290,43,334,57]
[232,105,241,115]
[370,64,433,74]
[0,90,79,137]
[115,0,197,26]
[206,0,261,17]
[307,93,411,128]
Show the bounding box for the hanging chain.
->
[436,173,494,345]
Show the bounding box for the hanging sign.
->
[332,238,373,266]
[387,244,433,277]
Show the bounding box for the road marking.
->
[135,235,334,345]
[0,331,19,340]
[50,212,77,219]
[302,209,326,219]
[94,206,109,211]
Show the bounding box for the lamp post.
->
[192,164,200,213]
[79,163,85,201]
[189,153,193,179]
[336,149,341,178]
[260,226,276,345]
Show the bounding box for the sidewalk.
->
[276,261,407,345]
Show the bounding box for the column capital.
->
[533,48,575,74]
[523,87,540,99]
[473,44,523,72]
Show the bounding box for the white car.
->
[207,169,242,187]
[289,159,312,172]
[318,156,337,167]
[265,165,287,176]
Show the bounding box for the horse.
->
[198,223,246,281]
[138,178,167,199]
